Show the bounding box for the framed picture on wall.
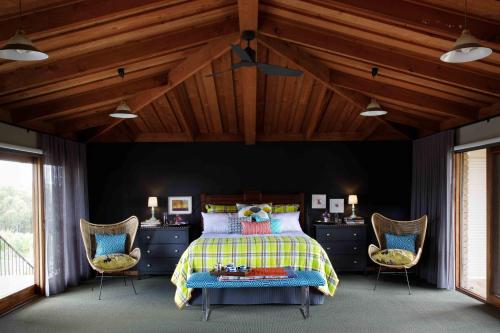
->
[311,194,327,209]
[329,199,344,213]
[168,196,192,215]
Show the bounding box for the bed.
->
[171,191,339,308]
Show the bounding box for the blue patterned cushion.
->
[95,233,126,257]
[228,216,251,234]
[254,216,282,234]
[385,233,417,253]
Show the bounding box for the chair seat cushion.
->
[92,253,137,271]
[372,249,416,266]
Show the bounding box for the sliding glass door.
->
[0,153,43,313]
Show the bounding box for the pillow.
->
[241,221,272,235]
[228,215,252,234]
[205,204,237,213]
[202,212,230,234]
[272,204,300,213]
[237,203,272,220]
[271,212,302,232]
[254,216,282,234]
[372,249,416,266]
[385,233,417,253]
[92,253,137,271]
[95,233,126,257]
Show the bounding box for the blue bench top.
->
[186,270,325,289]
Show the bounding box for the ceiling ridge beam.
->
[86,32,240,142]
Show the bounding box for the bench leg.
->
[202,288,211,321]
[300,286,310,319]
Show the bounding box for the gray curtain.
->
[411,130,454,289]
[40,134,90,296]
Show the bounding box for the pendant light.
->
[109,68,138,119]
[0,0,48,61]
[440,0,492,63]
[360,99,387,117]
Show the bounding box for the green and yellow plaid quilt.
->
[171,234,339,308]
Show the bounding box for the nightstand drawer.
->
[321,241,364,255]
[330,254,366,270]
[139,229,188,244]
[316,227,366,241]
[140,258,179,273]
[143,244,187,258]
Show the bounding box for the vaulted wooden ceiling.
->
[0,0,499,143]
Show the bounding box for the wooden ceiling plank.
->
[139,105,165,133]
[285,73,304,132]
[305,85,328,139]
[151,96,182,133]
[183,77,209,134]
[200,64,224,133]
[259,19,500,97]
[86,32,239,142]
[165,91,195,140]
[270,59,288,132]
[172,86,201,135]
[213,52,238,134]
[56,112,113,135]
[290,74,314,133]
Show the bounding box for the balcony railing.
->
[0,234,34,276]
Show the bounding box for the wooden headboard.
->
[201,191,305,227]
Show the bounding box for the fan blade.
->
[257,63,303,77]
[231,44,253,63]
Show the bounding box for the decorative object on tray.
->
[145,196,160,225]
[321,211,331,222]
[344,216,364,224]
[168,196,192,215]
[311,194,326,209]
[211,266,297,281]
[348,194,358,218]
[329,198,344,223]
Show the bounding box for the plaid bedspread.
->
[171,234,339,308]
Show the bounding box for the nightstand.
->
[138,225,190,276]
[314,223,367,272]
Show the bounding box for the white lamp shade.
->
[109,101,138,119]
[148,197,158,208]
[348,195,358,205]
[440,29,492,63]
[0,29,49,61]
[360,99,387,117]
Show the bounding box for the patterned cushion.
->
[95,233,126,256]
[241,221,272,235]
[237,203,272,220]
[372,249,416,266]
[205,204,238,213]
[385,233,417,253]
[272,204,300,213]
[228,216,251,234]
[254,216,282,234]
[92,253,137,271]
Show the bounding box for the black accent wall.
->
[87,141,412,235]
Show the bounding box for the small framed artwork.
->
[311,194,327,209]
[329,199,344,213]
[168,196,192,215]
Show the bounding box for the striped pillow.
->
[272,204,300,213]
[241,221,272,235]
[205,204,238,213]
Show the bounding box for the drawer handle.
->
[147,264,152,267]
[326,247,331,251]
[174,235,179,239]
[353,247,357,250]
[174,249,179,253]
[353,260,358,264]
[353,233,357,237]
[326,233,331,237]
[146,235,151,240]
[146,250,151,254]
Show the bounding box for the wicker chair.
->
[80,216,141,300]
[368,213,427,295]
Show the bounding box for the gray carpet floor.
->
[1,274,499,333]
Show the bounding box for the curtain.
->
[40,134,90,296]
[491,150,500,297]
[411,130,454,289]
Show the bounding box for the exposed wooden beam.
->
[238,0,258,145]
[86,32,240,142]
[304,85,327,139]
[258,35,414,139]
[259,18,500,96]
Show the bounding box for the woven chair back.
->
[371,213,428,251]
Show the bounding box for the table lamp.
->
[147,196,159,222]
[348,195,358,218]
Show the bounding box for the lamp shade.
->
[360,99,387,117]
[0,29,49,61]
[148,197,158,208]
[440,29,492,63]
[110,101,137,119]
[348,195,358,205]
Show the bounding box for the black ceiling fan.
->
[207,31,303,77]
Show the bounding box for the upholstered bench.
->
[186,270,325,321]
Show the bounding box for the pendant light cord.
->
[18,0,23,29]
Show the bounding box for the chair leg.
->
[130,276,138,295]
[404,268,412,295]
[123,272,127,286]
[98,272,104,300]
[373,266,381,291]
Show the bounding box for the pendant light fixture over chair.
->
[0,0,48,61]
[109,68,138,119]
[440,0,492,63]
[360,67,387,117]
